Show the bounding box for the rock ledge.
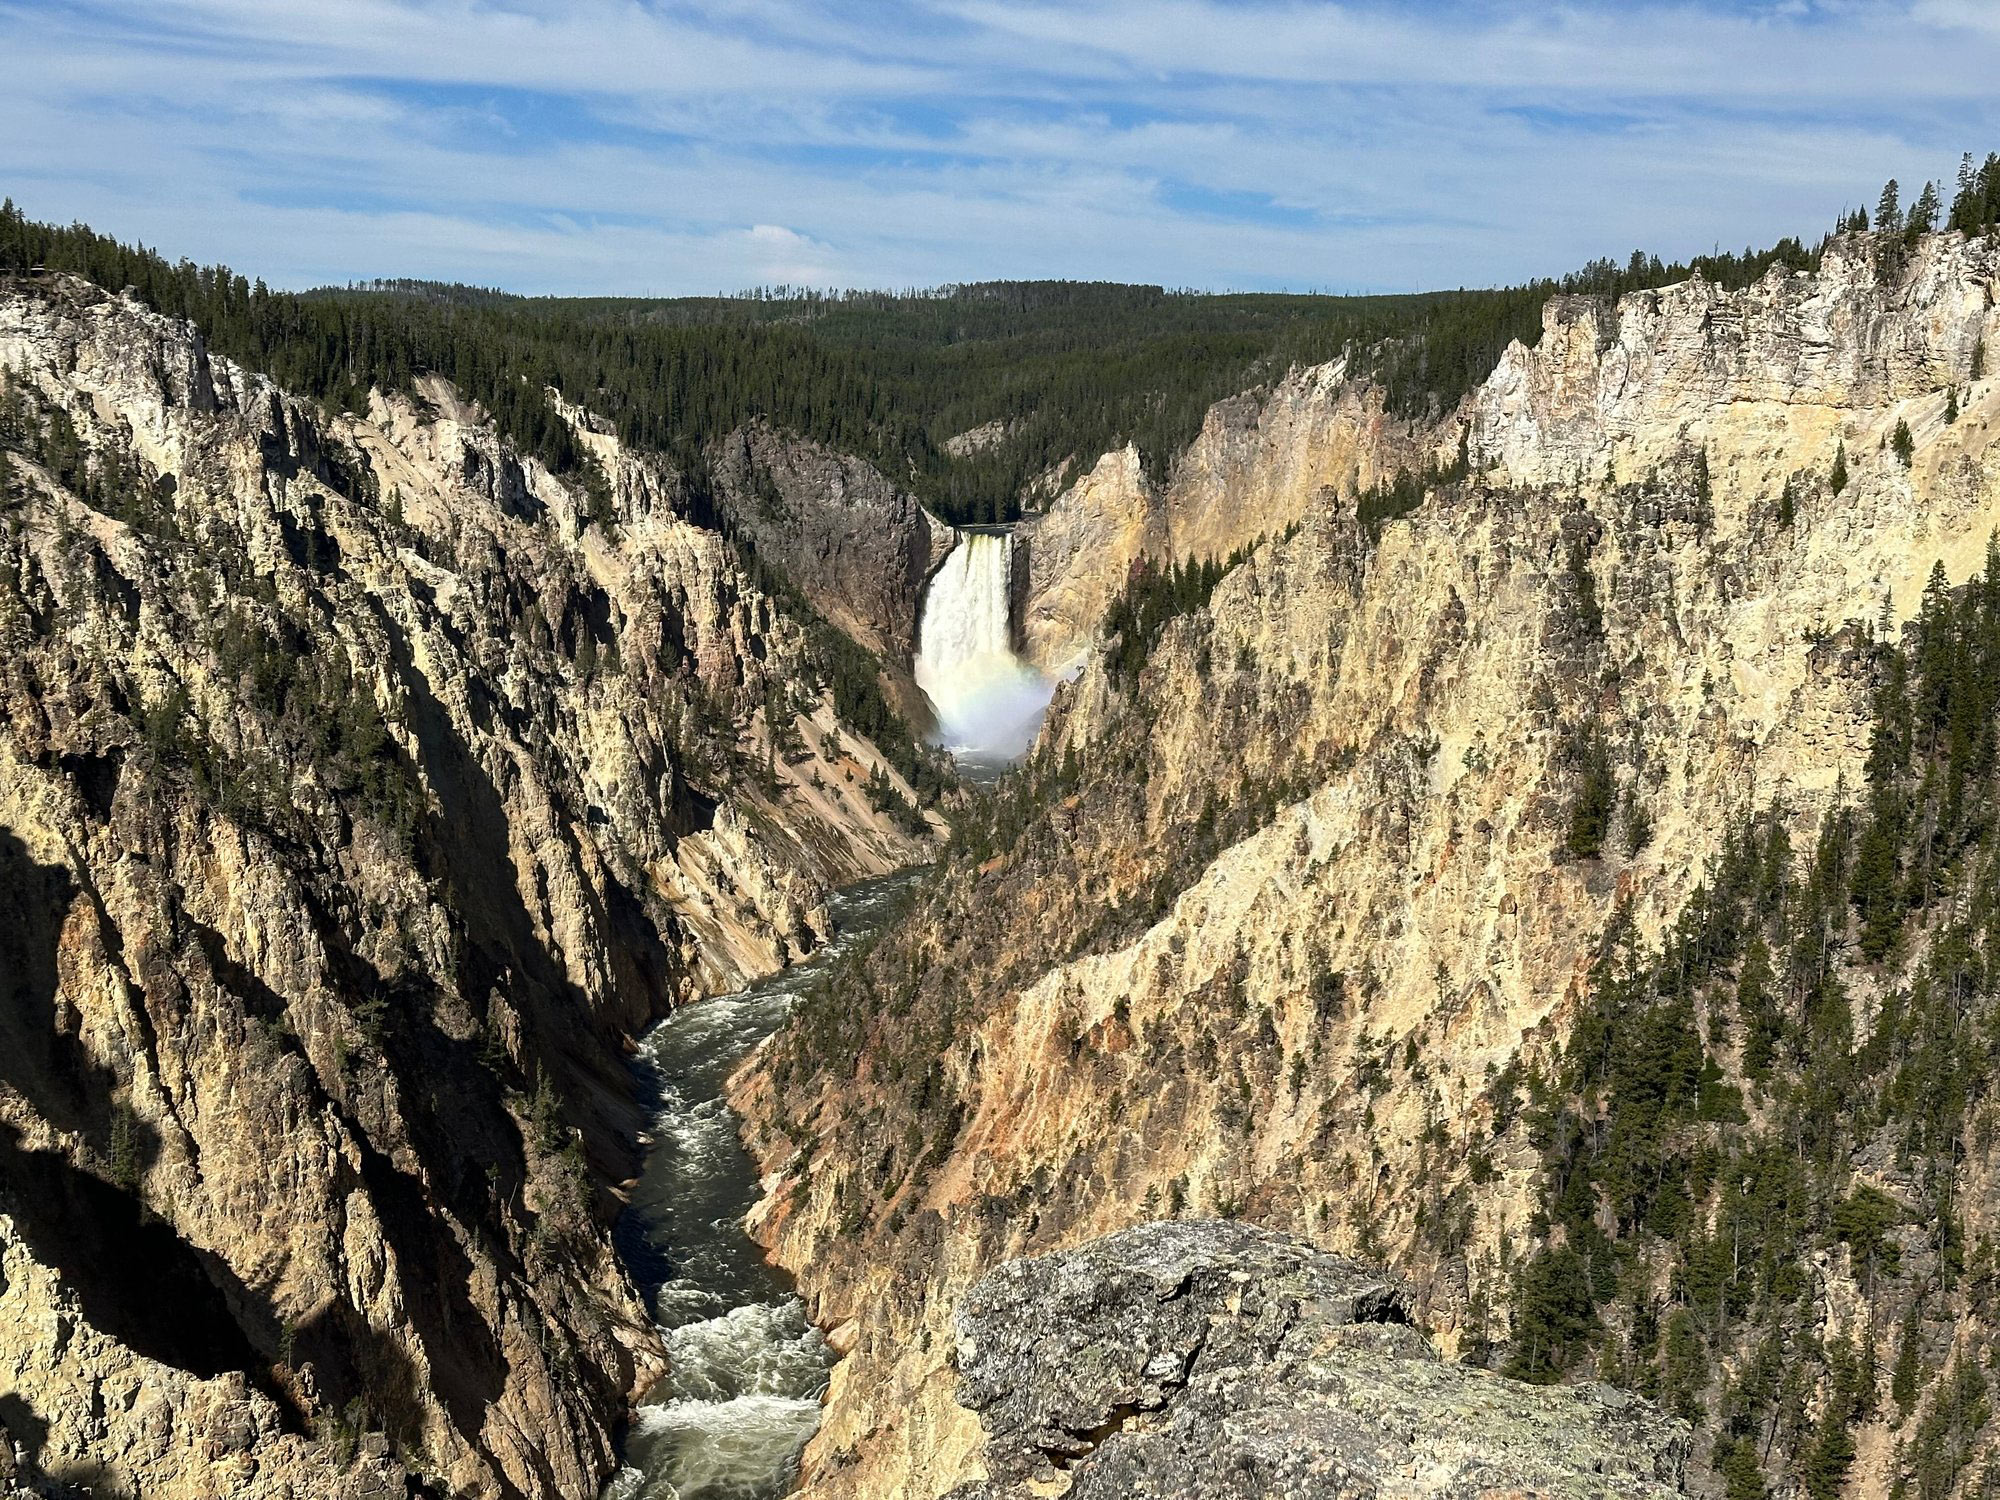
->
[948,1220,1687,1499]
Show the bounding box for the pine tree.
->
[1830,441,1849,495]
[1952,152,1982,232]
[1877,179,1903,234]
[1621,786,1654,854]
[1737,932,1782,1078]
[1801,1395,1857,1500]
[1717,1437,1767,1500]
[1892,1300,1923,1416]
[1567,725,1615,860]
[1893,419,1915,467]
[1852,787,1904,960]
[1908,180,1941,240]
[1505,1245,1599,1383]
[1567,538,1603,641]
[1980,153,2000,231]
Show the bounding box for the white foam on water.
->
[655,1301,829,1404]
[655,1097,737,1178]
[623,1393,825,1500]
[610,872,925,1500]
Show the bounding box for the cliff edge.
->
[946,1221,1687,1500]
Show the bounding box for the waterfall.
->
[915,531,1052,764]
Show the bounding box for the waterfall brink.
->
[915,531,1053,765]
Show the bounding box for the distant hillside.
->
[2,199,1829,524]
[14,157,1999,522]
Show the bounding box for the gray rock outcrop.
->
[709,420,953,663]
[947,1221,1687,1500]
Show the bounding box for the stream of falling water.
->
[603,870,924,1500]
[915,529,1053,764]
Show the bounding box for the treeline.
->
[0,200,911,501]
[2,150,1987,525]
[1497,553,2000,1497]
[1836,155,2000,242]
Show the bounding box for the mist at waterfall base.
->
[915,531,1054,776]
[604,872,923,1500]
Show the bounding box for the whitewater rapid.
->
[604,872,923,1500]
[914,530,1053,766]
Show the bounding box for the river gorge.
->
[607,872,925,1500]
[9,204,2000,1500]
[607,527,1044,1494]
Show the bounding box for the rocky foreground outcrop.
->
[946,1221,1687,1500]
[0,273,936,1498]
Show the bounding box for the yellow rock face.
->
[1016,362,1429,674]
[735,232,2000,1500]
[0,274,938,1499]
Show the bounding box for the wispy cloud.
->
[2,0,1994,294]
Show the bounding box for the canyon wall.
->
[708,420,955,726]
[735,231,2000,1498]
[1015,359,1430,673]
[0,273,936,1498]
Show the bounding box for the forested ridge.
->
[1487,555,2000,1498]
[0,195,1870,524]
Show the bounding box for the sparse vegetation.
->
[1507,543,2000,1485]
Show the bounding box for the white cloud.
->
[0,0,1994,293]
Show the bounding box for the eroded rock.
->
[946,1222,1687,1500]
[0,272,938,1499]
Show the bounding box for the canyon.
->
[0,271,935,1498]
[7,220,2000,1500]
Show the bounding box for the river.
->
[603,869,924,1500]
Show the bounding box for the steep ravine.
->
[608,871,924,1500]
[733,230,2000,1498]
[0,272,938,1498]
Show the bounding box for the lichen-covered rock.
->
[945,1222,1686,1500]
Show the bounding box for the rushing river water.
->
[604,870,924,1500]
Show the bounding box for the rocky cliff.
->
[708,420,954,723]
[735,230,2000,1498]
[947,1220,1687,1499]
[1015,358,1426,672]
[0,272,937,1498]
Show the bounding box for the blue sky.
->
[4,0,1999,296]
